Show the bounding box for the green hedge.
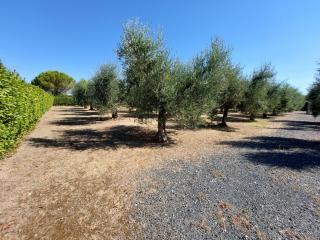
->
[0,65,53,158]
[53,95,74,106]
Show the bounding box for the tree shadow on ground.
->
[214,115,252,123]
[29,125,175,151]
[208,124,238,132]
[50,116,111,126]
[56,108,99,116]
[53,107,82,112]
[165,122,238,132]
[120,112,158,119]
[215,112,273,123]
[61,111,99,116]
[272,120,320,131]
[221,136,320,170]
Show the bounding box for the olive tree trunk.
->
[220,106,229,127]
[155,104,167,143]
[112,109,118,119]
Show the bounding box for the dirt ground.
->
[0,106,274,239]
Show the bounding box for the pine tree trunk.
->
[220,107,229,127]
[155,104,167,143]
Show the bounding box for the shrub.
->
[0,64,53,158]
[53,95,74,106]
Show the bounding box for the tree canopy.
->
[91,64,119,115]
[31,71,75,95]
[217,65,245,126]
[60,20,307,143]
[307,67,320,117]
[117,20,174,142]
[72,79,89,107]
[244,64,275,120]
[172,38,241,128]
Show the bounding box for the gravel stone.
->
[131,112,320,239]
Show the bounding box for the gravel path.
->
[132,112,320,240]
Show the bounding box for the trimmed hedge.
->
[0,65,53,158]
[53,95,75,106]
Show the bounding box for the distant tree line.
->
[306,63,320,117]
[31,20,305,142]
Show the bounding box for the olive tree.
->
[244,64,275,120]
[72,79,89,107]
[118,80,127,104]
[172,59,210,128]
[265,81,282,116]
[173,38,235,128]
[278,84,304,112]
[205,38,232,117]
[217,65,245,127]
[310,95,320,117]
[307,67,320,117]
[117,20,174,142]
[91,64,119,117]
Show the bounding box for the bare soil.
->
[0,106,275,239]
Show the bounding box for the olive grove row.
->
[31,20,306,142]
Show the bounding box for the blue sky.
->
[1,0,319,94]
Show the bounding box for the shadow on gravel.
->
[222,136,320,170]
[273,120,320,131]
[29,125,175,150]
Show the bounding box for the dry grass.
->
[213,201,257,236]
[191,219,212,232]
[231,210,251,234]
[0,106,274,239]
[196,192,206,202]
[311,195,320,218]
[213,201,233,232]
[279,228,315,240]
[214,208,228,232]
[256,228,267,240]
[210,169,225,179]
